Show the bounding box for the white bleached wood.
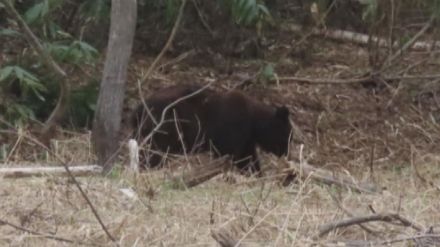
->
[0,165,102,178]
[128,139,139,172]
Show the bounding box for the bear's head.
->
[255,106,292,157]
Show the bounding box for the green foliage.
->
[227,0,272,26]
[47,40,98,64]
[1,0,100,127]
[21,0,75,40]
[0,144,8,162]
[0,28,21,37]
[164,0,180,26]
[65,80,98,129]
[427,0,440,17]
[5,103,37,122]
[23,0,50,24]
[260,62,275,81]
[0,65,48,101]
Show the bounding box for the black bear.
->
[131,84,292,175]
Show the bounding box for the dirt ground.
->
[2,32,440,246]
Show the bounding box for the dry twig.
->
[317,213,423,238]
[0,218,97,246]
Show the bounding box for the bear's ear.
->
[275,106,289,119]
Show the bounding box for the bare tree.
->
[92,0,137,174]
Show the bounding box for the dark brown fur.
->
[131,84,292,174]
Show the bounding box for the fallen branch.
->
[0,165,102,178]
[277,74,440,85]
[286,161,380,194]
[327,189,379,236]
[317,213,423,238]
[384,13,437,67]
[281,23,440,51]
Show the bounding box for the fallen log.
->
[0,165,102,178]
[281,23,440,51]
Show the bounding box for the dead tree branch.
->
[281,23,440,51]
[0,165,102,178]
[327,189,379,236]
[277,74,440,85]
[317,213,423,238]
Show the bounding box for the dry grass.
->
[1,135,440,246]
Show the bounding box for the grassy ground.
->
[1,140,439,246]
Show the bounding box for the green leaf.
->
[88,103,96,111]
[23,77,47,92]
[41,0,50,17]
[244,4,258,24]
[13,66,25,81]
[30,86,46,101]
[76,41,98,55]
[0,66,14,82]
[261,63,275,80]
[12,103,35,120]
[24,2,45,24]
[13,66,39,82]
[257,4,270,16]
[48,21,61,39]
[0,28,21,37]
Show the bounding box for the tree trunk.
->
[92,0,137,174]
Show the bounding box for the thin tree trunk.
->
[92,0,137,174]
